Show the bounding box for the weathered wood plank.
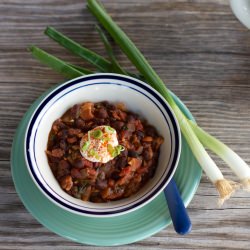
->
[1,0,250,249]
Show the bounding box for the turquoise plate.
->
[11,84,201,246]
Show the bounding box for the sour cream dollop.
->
[80,125,124,163]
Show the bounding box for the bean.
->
[111,171,121,180]
[96,179,108,190]
[111,121,125,131]
[60,175,73,191]
[75,118,85,129]
[59,140,67,150]
[136,130,145,139]
[115,156,127,169]
[73,158,84,169]
[95,107,108,119]
[128,150,139,158]
[51,148,64,158]
[79,102,94,120]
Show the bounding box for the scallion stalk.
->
[87,0,237,203]
[172,106,237,205]
[189,120,250,191]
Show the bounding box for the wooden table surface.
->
[1,0,250,249]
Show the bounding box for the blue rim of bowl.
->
[24,73,181,216]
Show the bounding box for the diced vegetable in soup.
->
[46,101,164,202]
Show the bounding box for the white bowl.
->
[24,73,181,217]
[230,0,250,29]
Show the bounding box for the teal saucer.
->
[11,85,201,246]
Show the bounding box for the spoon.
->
[164,178,192,235]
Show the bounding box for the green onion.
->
[82,141,90,151]
[88,131,91,142]
[96,25,127,75]
[105,126,115,133]
[87,0,237,203]
[91,129,103,139]
[107,144,124,157]
[67,63,93,75]
[107,143,114,153]
[47,23,138,78]
[94,152,101,160]
[102,135,110,142]
[87,0,175,107]
[116,145,125,152]
[173,107,237,204]
[29,46,84,79]
[89,149,96,157]
[28,0,249,203]
[107,143,116,157]
[114,145,125,156]
[112,151,118,157]
[189,120,250,191]
[45,26,111,72]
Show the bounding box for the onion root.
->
[215,179,239,206]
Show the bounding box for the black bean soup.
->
[46,101,164,202]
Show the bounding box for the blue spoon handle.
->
[164,179,192,235]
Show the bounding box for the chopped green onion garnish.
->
[105,126,115,133]
[102,136,111,142]
[89,149,96,156]
[94,152,101,160]
[107,143,113,153]
[88,131,91,142]
[116,145,125,152]
[112,151,118,157]
[107,144,125,158]
[107,143,116,156]
[91,129,103,139]
[82,141,90,151]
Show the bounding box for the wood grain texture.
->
[1,0,250,249]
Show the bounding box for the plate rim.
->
[11,74,202,246]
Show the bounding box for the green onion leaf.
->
[68,63,93,75]
[89,149,96,156]
[116,145,125,153]
[87,0,175,106]
[45,26,112,72]
[96,25,127,75]
[29,46,84,79]
[107,143,116,156]
[82,141,90,151]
